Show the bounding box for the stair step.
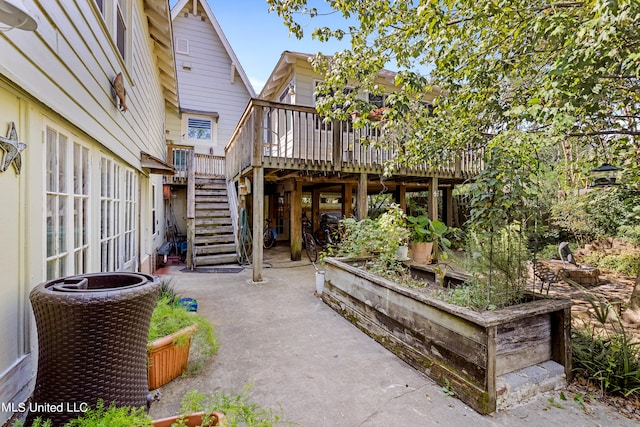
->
[196,225,234,234]
[195,203,230,210]
[195,217,232,226]
[195,196,228,203]
[196,253,238,266]
[194,243,236,255]
[195,235,235,245]
[195,178,225,185]
[195,189,227,196]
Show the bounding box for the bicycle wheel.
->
[264,227,276,249]
[304,233,318,262]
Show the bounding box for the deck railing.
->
[166,144,225,182]
[225,98,484,182]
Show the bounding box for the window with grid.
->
[100,158,121,271]
[45,127,90,280]
[123,169,137,265]
[116,0,127,59]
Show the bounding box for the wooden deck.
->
[225,99,483,185]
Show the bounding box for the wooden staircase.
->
[193,177,237,266]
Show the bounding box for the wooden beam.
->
[252,166,264,282]
[252,107,263,167]
[357,173,368,220]
[444,186,454,226]
[290,181,303,261]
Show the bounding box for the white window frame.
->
[45,125,91,280]
[183,114,217,148]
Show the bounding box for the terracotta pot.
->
[147,324,198,390]
[152,411,226,427]
[410,242,433,264]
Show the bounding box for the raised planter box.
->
[147,324,198,390]
[322,257,572,414]
[153,411,226,427]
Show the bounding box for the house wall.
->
[171,2,252,155]
[0,1,171,424]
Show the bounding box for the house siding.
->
[171,4,252,155]
[0,1,173,424]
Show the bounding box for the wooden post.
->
[427,177,439,221]
[394,183,406,214]
[251,105,264,282]
[186,149,195,270]
[357,173,368,220]
[443,186,454,226]
[312,188,321,231]
[332,120,342,172]
[252,166,264,282]
[290,181,303,261]
[342,183,353,218]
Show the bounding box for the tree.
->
[268,0,640,313]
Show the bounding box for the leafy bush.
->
[583,253,639,277]
[572,297,640,397]
[65,400,151,427]
[179,387,295,427]
[453,225,529,310]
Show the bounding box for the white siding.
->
[172,7,252,155]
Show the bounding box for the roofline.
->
[171,0,256,98]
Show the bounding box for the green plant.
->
[440,378,455,397]
[178,387,297,427]
[149,297,219,356]
[65,400,152,427]
[11,418,52,427]
[406,215,452,262]
[158,277,180,305]
[572,294,640,397]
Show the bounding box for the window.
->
[368,93,387,108]
[100,158,137,271]
[175,38,189,55]
[187,117,212,141]
[116,0,127,59]
[94,0,104,14]
[46,127,90,279]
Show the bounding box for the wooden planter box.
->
[147,324,198,390]
[153,411,226,427]
[323,257,572,414]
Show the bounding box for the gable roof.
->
[171,0,256,97]
[143,0,179,109]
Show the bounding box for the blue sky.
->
[187,1,354,93]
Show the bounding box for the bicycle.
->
[314,213,341,248]
[302,214,317,262]
[237,208,253,265]
[263,218,277,249]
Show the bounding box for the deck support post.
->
[394,183,406,214]
[290,180,303,261]
[252,166,264,282]
[357,173,368,220]
[427,177,439,221]
[443,185,454,226]
[186,149,195,270]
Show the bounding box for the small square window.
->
[188,118,212,141]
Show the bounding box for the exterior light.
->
[0,0,38,32]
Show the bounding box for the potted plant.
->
[147,283,218,390]
[406,215,452,264]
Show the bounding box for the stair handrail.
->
[226,178,240,257]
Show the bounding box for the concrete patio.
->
[148,246,636,426]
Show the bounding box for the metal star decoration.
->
[0,122,27,174]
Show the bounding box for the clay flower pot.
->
[147,324,198,390]
[153,411,227,427]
